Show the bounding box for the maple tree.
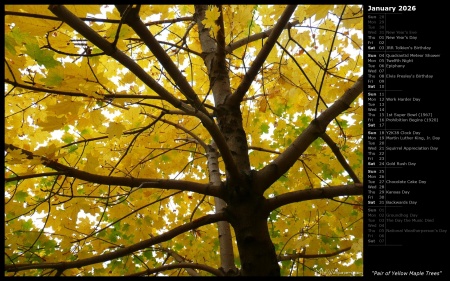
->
[4,4,363,276]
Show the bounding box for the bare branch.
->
[207,143,237,274]
[150,240,200,276]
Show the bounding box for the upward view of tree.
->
[4,4,363,276]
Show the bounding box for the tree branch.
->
[5,172,65,182]
[48,5,238,183]
[4,10,193,25]
[126,261,224,276]
[47,5,185,110]
[115,5,210,117]
[224,20,300,54]
[4,212,226,273]
[264,184,363,214]
[227,5,297,107]
[5,78,161,100]
[278,246,352,261]
[5,143,225,199]
[207,143,237,274]
[321,133,361,184]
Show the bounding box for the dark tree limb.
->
[4,212,226,274]
[321,133,361,184]
[5,143,226,199]
[47,4,240,184]
[264,183,363,214]
[227,5,297,107]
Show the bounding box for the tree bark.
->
[225,189,280,276]
[208,143,238,275]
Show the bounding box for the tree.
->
[4,4,364,276]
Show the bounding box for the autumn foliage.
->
[5,5,363,276]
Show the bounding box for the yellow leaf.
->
[90,109,106,128]
[106,122,126,139]
[36,115,68,132]
[78,216,93,231]
[46,99,84,117]
[67,5,102,17]
[5,59,24,83]
[351,33,363,49]
[120,71,137,85]
[259,98,267,112]
[4,4,364,276]
[340,239,353,249]
[34,143,59,159]
[306,5,334,20]
[84,152,100,173]
[5,147,28,164]
[202,6,220,36]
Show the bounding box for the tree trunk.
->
[226,189,280,276]
[195,5,280,276]
[207,143,238,275]
[233,217,280,276]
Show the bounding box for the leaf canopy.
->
[5,4,363,276]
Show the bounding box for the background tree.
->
[4,4,363,276]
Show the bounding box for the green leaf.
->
[280,259,291,268]
[260,123,270,134]
[298,115,310,126]
[21,219,33,231]
[277,175,288,183]
[25,43,60,68]
[321,235,331,244]
[96,228,107,238]
[43,240,58,254]
[5,34,17,55]
[174,243,184,251]
[110,259,122,271]
[108,232,118,243]
[143,250,153,260]
[15,190,28,203]
[68,144,78,153]
[62,134,75,144]
[339,119,348,129]
[320,163,334,180]
[268,210,279,222]
[40,69,64,86]
[161,154,170,162]
[270,228,280,238]
[10,27,35,46]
